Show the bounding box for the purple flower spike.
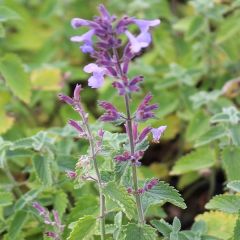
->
[84,63,106,88]
[98,101,120,122]
[134,19,160,33]
[125,30,151,53]
[151,126,167,143]
[71,18,90,28]
[135,93,158,121]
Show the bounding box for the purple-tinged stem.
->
[112,47,145,225]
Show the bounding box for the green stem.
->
[82,115,105,239]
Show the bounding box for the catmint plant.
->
[32,202,64,240]
[58,4,185,239]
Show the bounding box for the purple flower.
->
[83,63,106,88]
[129,76,143,92]
[98,101,120,122]
[144,178,159,191]
[135,93,158,121]
[66,170,77,179]
[134,19,160,33]
[45,232,57,239]
[114,151,131,162]
[71,18,90,28]
[32,202,46,216]
[125,30,152,53]
[71,30,95,54]
[138,126,152,143]
[151,126,167,143]
[58,94,74,105]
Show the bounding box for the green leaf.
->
[0,54,31,103]
[32,154,52,186]
[195,126,227,147]
[234,212,240,240]
[120,223,157,240]
[142,181,186,212]
[186,111,210,142]
[0,23,5,38]
[67,215,96,240]
[206,195,240,213]
[67,196,98,223]
[151,219,172,237]
[8,210,28,240]
[186,15,205,40]
[229,125,240,146]
[54,190,68,218]
[0,6,20,22]
[103,182,136,220]
[227,181,240,192]
[171,147,215,175]
[15,188,42,211]
[196,211,237,240]
[222,147,240,181]
[0,192,13,206]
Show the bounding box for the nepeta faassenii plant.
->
[56,4,185,239]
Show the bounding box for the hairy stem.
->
[80,111,106,239]
[112,47,145,224]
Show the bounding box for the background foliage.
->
[1,0,240,239]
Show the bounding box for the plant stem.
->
[124,94,145,225]
[112,47,145,225]
[80,111,106,239]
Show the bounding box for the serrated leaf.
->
[54,190,68,217]
[0,6,20,22]
[186,111,210,141]
[142,181,186,212]
[151,219,172,237]
[222,147,240,181]
[67,215,96,240]
[195,126,227,147]
[8,210,28,240]
[171,147,215,175]
[227,181,240,192]
[196,211,237,240]
[206,195,240,213]
[0,54,31,103]
[0,192,13,206]
[103,182,136,220]
[120,223,157,240]
[32,154,52,186]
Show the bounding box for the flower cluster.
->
[70,4,160,89]
[32,202,64,240]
